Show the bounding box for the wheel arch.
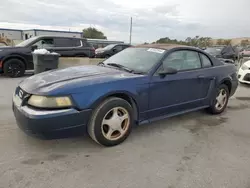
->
[219,78,232,94]
[3,55,27,69]
[90,91,139,122]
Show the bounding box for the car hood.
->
[19,65,142,95]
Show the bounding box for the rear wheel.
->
[88,97,134,147]
[3,59,25,77]
[207,84,229,114]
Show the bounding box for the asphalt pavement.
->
[1,75,250,188]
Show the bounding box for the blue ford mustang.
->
[12,45,238,146]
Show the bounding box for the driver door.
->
[148,50,204,120]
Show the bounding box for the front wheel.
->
[207,84,229,114]
[3,59,25,77]
[88,97,134,147]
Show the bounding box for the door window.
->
[54,38,73,47]
[72,39,81,47]
[200,53,212,68]
[33,38,54,49]
[122,45,129,50]
[113,45,123,52]
[161,50,201,72]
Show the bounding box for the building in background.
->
[0,28,124,47]
[0,28,83,41]
[22,29,83,40]
[0,28,23,40]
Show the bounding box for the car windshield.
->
[103,47,166,73]
[103,44,116,50]
[205,48,222,56]
[16,37,37,47]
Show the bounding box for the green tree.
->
[83,27,107,39]
[216,39,223,45]
[153,36,212,47]
[223,39,232,45]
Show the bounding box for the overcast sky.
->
[0,0,249,43]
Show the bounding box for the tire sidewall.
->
[211,84,229,114]
[89,98,134,146]
[3,59,25,77]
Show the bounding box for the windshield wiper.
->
[130,70,145,75]
[106,63,145,75]
[106,63,132,73]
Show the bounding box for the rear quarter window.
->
[55,38,73,47]
[200,53,212,68]
[72,39,81,47]
[81,40,91,47]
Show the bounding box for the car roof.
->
[134,43,192,50]
[114,43,131,46]
[35,35,85,40]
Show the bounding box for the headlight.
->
[241,64,249,70]
[28,95,73,108]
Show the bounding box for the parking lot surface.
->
[1,75,250,188]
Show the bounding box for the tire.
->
[207,84,229,114]
[3,59,25,78]
[88,97,134,147]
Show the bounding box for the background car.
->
[12,44,238,147]
[240,47,250,57]
[204,46,238,63]
[238,60,250,84]
[95,43,131,58]
[0,36,95,77]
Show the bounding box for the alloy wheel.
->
[101,107,130,141]
[7,63,21,77]
[215,88,228,111]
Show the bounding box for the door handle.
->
[197,75,215,80]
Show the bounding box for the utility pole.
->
[129,17,132,44]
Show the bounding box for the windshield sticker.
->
[147,48,165,54]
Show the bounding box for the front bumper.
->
[238,68,250,84]
[13,102,92,139]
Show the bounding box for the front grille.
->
[243,73,250,82]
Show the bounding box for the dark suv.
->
[0,36,95,77]
[95,43,131,58]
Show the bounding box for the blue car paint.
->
[13,46,238,138]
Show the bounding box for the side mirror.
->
[113,48,117,52]
[31,45,38,51]
[158,67,178,78]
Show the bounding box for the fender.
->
[2,55,28,68]
[85,90,140,121]
[90,90,139,110]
